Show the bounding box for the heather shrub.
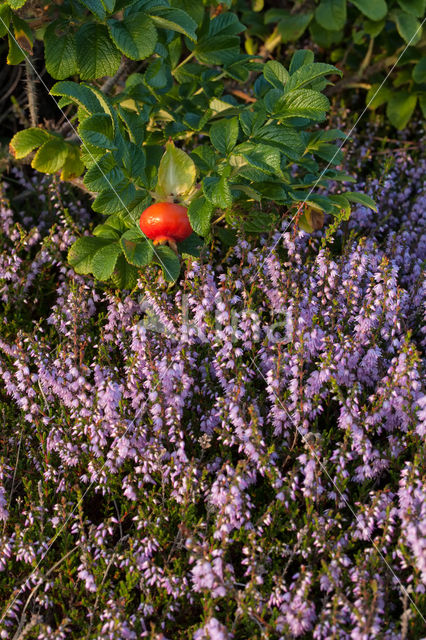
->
[0,132,424,637]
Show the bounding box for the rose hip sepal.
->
[139,202,192,252]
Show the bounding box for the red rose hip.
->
[139,202,192,247]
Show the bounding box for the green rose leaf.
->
[83,154,125,191]
[187,196,214,236]
[31,138,69,173]
[350,0,388,20]
[76,23,121,80]
[51,81,102,113]
[286,63,342,92]
[120,229,154,266]
[366,83,392,109]
[107,13,157,61]
[210,117,239,155]
[203,176,232,209]
[413,58,426,83]
[79,114,116,150]
[393,10,422,44]
[44,23,78,80]
[92,183,137,215]
[290,50,315,74]
[386,92,417,129]
[9,128,52,159]
[147,6,197,41]
[157,141,196,198]
[345,192,377,211]
[68,236,111,274]
[92,243,123,280]
[277,12,313,43]
[315,0,347,31]
[0,6,11,38]
[177,232,204,257]
[101,0,115,11]
[195,35,240,66]
[272,89,330,121]
[396,0,424,17]
[79,0,106,19]
[264,60,290,88]
[153,245,181,282]
[112,254,139,290]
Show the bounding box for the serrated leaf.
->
[208,12,245,36]
[315,0,347,31]
[120,230,153,266]
[112,254,139,289]
[232,143,282,176]
[107,13,157,60]
[386,92,417,129]
[51,81,102,113]
[9,128,52,159]
[393,10,422,44]
[286,63,341,92]
[83,154,125,191]
[144,58,172,92]
[289,50,315,74]
[93,224,121,239]
[79,114,116,150]
[92,243,123,280]
[190,146,217,172]
[44,23,78,80]
[272,89,330,121]
[153,245,181,282]
[253,125,304,159]
[230,184,262,202]
[350,0,388,20]
[195,35,240,66]
[203,176,232,209]
[148,6,197,41]
[210,117,239,155]
[79,0,105,19]
[31,139,69,173]
[92,183,136,215]
[277,12,313,43]
[263,61,289,88]
[76,23,121,80]
[187,197,214,236]
[345,192,377,211]
[68,236,111,274]
[157,141,196,198]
